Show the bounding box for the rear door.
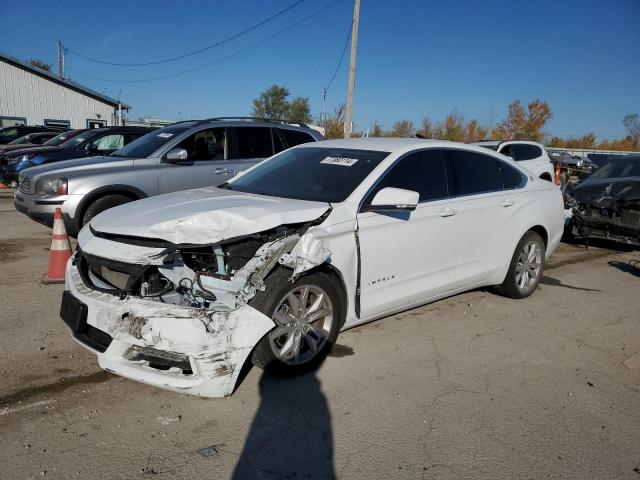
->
[445,149,525,286]
[158,127,234,193]
[357,149,459,318]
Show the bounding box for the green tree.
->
[289,96,312,124]
[27,58,52,71]
[252,84,291,120]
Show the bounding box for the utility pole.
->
[57,40,65,79]
[344,0,360,138]
[321,88,327,128]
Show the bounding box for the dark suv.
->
[15,118,324,235]
[0,125,66,145]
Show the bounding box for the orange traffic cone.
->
[554,163,561,186]
[41,208,72,284]
[0,182,8,189]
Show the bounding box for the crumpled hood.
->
[570,177,640,206]
[90,187,331,245]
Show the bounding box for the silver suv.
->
[14,118,324,236]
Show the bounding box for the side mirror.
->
[85,143,98,154]
[367,187,419,212]
[164,148,188,162]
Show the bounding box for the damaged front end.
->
[568,181,640,247]
[63,213,332,398]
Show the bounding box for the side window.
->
[272,129,286,154]
[32,135,50,145]
[448,150,503,195]
[511,144,542,161]
[366,150,448,204]
[91,134,125,151]
[498,161,526,189]
[499,145,513,158]
[280,129,315,148]
[235,127,274,159]
[175,128,227,161]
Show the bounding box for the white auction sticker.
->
[320,156,359,167]
[157,133,174,138]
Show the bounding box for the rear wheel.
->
[494,231,545,299]
[81,194,133,228]
[250,268,345,376]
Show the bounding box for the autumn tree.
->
[492,99,552,142]
[623,114,640,149]
[388,119,415,137]
[323,103,346,139]
[252,84,311,123]
[27,58,52,71]
[443,112,465,141]
[417,117,434,138]
[370,121,383,137]
[463,118,488,142]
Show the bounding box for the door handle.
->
[502,199,515,207]
[438,207,457,217]
[214,167,233,174]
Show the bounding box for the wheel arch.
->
[76,185,147,228]
[528,224,548,250]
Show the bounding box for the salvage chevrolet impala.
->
[61,138,564,397]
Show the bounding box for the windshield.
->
[60,130,98,147]
[111,123,192,158]
[44,130,80,146]
[7,134,33,145]
[588,157,640,180]
[224,147,389,202]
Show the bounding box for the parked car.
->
[15,118,323,236]
[548,151,597,175]
[2,126,154,185]
[566,155,640,246]
[0,131,60,154]
[0,130,88,186]
[0,125,66,145]
[471,140,555,181]
[60,138,564,397]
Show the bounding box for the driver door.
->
[159,127,234,193]
[356,149,459,318]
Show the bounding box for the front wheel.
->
[250,268,345,376]
[494,231,545,299]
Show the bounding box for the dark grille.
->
[19,175,31,193]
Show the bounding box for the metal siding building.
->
[0,52,129,129]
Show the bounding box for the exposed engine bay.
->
[77,221,332,312]
[567,181,640,247]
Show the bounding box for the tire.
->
[250,267,346,377]
[494,231,545,299]
[81,194,133,228]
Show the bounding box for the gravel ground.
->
[0,192,639,479]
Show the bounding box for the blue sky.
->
[1,0,639,140]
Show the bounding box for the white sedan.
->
[61,138,564,397]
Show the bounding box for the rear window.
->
[280,129,315,148]
[510,144,542,161]
[448,150,503,195]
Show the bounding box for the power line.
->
[324,20,352,93]
[64,0,305,67]
[66,0,343,84]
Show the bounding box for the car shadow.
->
[539,275,602,292]
[232,371,335,479]
[608,260,640,278]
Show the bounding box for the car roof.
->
[300,137,455,152]
[168,117,320,132]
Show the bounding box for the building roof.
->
[0,51,130,109]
